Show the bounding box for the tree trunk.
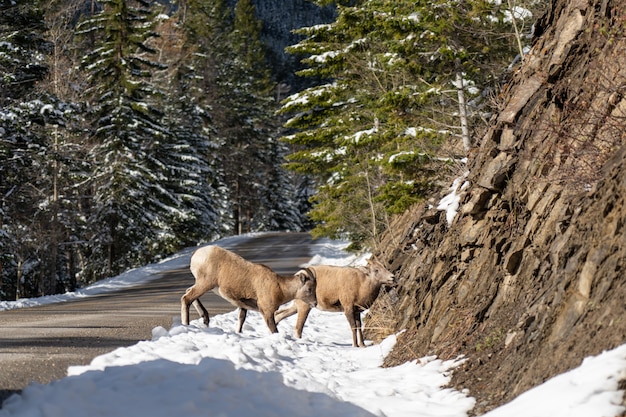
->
[507,0,526,64]
[16,259,22,300]
[455,60,471,152]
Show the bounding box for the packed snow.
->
[437,173,470,225]
[1,234,625,417]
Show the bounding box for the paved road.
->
[0,232,313,405]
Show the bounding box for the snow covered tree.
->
[279,0,528,244]
[409,0,531,151]
[214,0,303,234]
[76,0,181,279]
[176,0,234,237]
[37,0,93,296]
[280,0,438,242]
[150,12,225,246]
[1,0,47,298]
[0,0,49,99]
[0,0,86,298]
[251,137,304,232]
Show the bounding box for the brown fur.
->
[275,258,395,347]
[181,245,316,334]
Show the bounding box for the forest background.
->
[0,0,541,301]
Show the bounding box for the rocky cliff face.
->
[369,0,626,414]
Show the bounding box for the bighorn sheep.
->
[275,258,395,347]
[181,245,317,334]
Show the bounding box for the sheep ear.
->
[368,256,383,267]
[296,268,315,283]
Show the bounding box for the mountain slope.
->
[225,0,336,88]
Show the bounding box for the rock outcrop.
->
[369,0,626,414]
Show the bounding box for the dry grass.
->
[363,287,400,343]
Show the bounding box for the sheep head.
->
[294,268,317,308]
[363,258,396,288]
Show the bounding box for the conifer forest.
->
[0,0,541,300]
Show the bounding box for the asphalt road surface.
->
[0,232,313,406]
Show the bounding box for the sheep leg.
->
[274,304,298,324]
[261,309,279,334]
[180,288,193,326]
[294,303,312,339]
[354,310,365,348]
[181,285,210,326]
[344,306,363,347]
[237,308,247,333]
[193,299,210,326]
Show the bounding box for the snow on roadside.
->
[0,250,476,417]
[47,311,473,417]
[0,233,263,312]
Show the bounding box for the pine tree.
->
[150,11,225,247]
[0,0,77,298]
[280,0,435,242]
[177,0,234,237]
[216,0,301,234]
[251,137,303,232]
[76,0,176,279]
[39,0,94,296]
[279,0,526,244]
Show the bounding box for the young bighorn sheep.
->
[275,258,395,347]
[181,245,317,334]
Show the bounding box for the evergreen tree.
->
[251,137,303,232]
[76,0,176,279]
[177,0,234,237]
[217,0,302,234]
[151,12,224,246]
[0,0,49,100]
[0,0,77,298]
[279,0,527,244]
[40,0,93,296]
